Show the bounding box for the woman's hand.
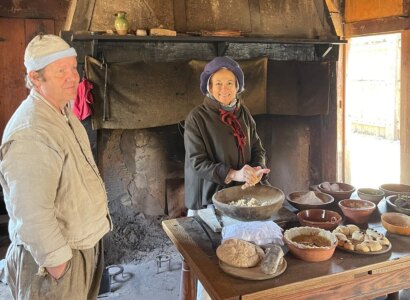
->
[226,165,270,188]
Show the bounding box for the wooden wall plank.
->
[0,18,26,139]
[0,18,54,139]
[65,0,96,31]
[401,31,410,184]
[345,0,405,23]
[173,0,187,33]
[25,19,55,44]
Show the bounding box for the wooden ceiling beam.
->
[345,16,410,37]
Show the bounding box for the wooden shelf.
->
[71,32,347,45]
[67,31,346,58]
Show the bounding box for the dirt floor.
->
[0,211,183,300]
[0,243,182,300]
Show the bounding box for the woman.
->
[184,56,270,212]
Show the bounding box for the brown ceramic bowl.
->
[386,195,410,215]
[357,188,385,205]
[381,212,410,235]
[284,227,337,262]
[297,209,342,231]
[379,183,410,197]
[318,182,355,202]
[286,191,334,211]
[338,199,376,224]
[212,185,284,221]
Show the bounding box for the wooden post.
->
[179,258,196,300]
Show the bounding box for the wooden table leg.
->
[179,257,197,300]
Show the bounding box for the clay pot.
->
[318,182,355,202]
[297,209,342,231]
[284,227,337,262]
[381,212,410,235]
[114,11,129,35]
[286,191,334,211]
[379,183,410,197]
[357,188,385,205]
[338,199,376,224]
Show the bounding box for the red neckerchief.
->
[219,107,246,161]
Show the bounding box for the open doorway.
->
[345,33,401,188]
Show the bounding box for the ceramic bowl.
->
[318,182,355,202]
[379,183,410,197]
[284,226,337,262]
[386,195,410,215]
[381,212,410,235]
[338,199,376,224]
[212,185,284,221]
[357,188,385,205]
[297,209,342,231]
[286,191,334,211]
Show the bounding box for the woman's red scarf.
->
[219,108,246,161]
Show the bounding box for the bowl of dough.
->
[318,181,355,202]
[286,191,334,211]
[212,185,285,221]
[283,227,338,262]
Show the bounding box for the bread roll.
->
[377,236,390,246]
[334,233,347,247]
[343,240,354,251]
[216,239,264,268]
[346,224,360,235]
[334,225,350,236]
[366,228,382,239]
[355,242,370,252]
[364,241,383,252]
[352,231,365,242]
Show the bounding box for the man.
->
[0,34,112,299]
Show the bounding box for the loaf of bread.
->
[216,239,265,268]
[260,245,284,275]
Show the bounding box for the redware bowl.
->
[286,191,334,211]
[381,212,410,235]
[318,182,355,202]
[297,209,342,231]
[284,227,337,262]
[338,199,376,224]
[357,188,385,205]
[379,183,410,197]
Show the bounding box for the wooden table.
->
[162,200,410,300]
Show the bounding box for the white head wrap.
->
[24,34,77,72]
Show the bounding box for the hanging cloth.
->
[219,108,247,161]
[73,78,94,120]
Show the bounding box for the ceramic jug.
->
[114,11,129,35]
